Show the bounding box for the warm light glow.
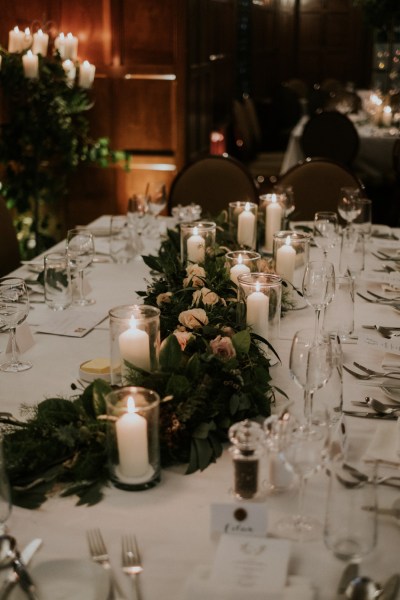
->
[24,28,30,36]
[193,226,199,236]
[127,396,136,414]
[271,193,277,203]
[129,316,138,329]
[244,202,251,211]
[285,235,291,246]
[384,106,392,115]
[255,282,261,293]
[238,253,243,265]
[13,26,19,33]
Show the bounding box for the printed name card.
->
[358,330,400,356]
[209,534,290,599]
[210,502,268,538]
[361,270,400,287]
[6,322,35,354]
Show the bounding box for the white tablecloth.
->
[1,217,400,600]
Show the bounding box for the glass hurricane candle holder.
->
[259,194,286,254]
[225,250,261,286]
[272,231,311,307]
[228,419,265,501]
[106,386,160,491]
[109,304,160,385]
[228,201,258,250]
[237,273,282,352]
[180,221,216,264]
[171,203,202,223]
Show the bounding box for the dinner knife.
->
[0,538,42,600]
[343,410,398,420]
[337,562,359,598]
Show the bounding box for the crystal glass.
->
[110,215,137,264]
[224,250,261,286]
[302,260,335,338]
[323,274,354,341]
[313,334,343,424]
[228,201,258,250]
[352,197,372,240]
[258,194,285,253]
[313,211,339,260]
[66,228,95,306]
[272,231,311,308]
[180,221,216,265]
[339,228,365,280]
[127,193,149,253]
[0,277,31,372]
[338,187,362,229]
[147,182,167,217]
[43,251,73,311]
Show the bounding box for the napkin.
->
[181,566,315,600]
[364,419,400,466]
[382,352,400,370]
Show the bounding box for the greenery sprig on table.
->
[1,216,288,508]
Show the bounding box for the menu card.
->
[36,308,107,337]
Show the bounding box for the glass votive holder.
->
[109,304,160,386]
[272,231,311,306]
[228,419,265,501]
[259,193,286,254]
[228,201,258,250]
[237,273,282,351]
[105,386,160,490]
[225,250,261,286]
[180,221,216,264]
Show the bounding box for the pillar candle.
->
[64,32,78,61]
[276,235,296,283]
[54,33,66,58]
[32,29,49,55]
[78,60,96,89]
[63,59,76,85]
[230,254,250,285]
[237,203,256,248]
[187,226,205,263]
[246,283,269,340]
[382,106,392,127]
[118,317,151,372]
[116,396,150,478]
[265,195,283,253]
[22,28,32,50]
[8,26,24,53]
[22,51,39,79]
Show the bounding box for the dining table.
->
[1,215,400,600]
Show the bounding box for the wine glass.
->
[313,211,339,259]
[127,193,150,252]
[66,229,95,306]
[0,277,31,372]
[274,411,330,541]
[147,183,167,218]
[338,187,362,230]
[302,260,335,338]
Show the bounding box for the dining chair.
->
[0,198,21,277]
[277,157,365,220]
[300,110,360,167]
[168,154,259,214]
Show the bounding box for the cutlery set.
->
[336,562,400,600]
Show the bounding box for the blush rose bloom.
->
[210,335,236,360]
[192,287,220,307]
[156,291,173,306]
[173,329,193,351]
[183,264,206,288]
[178,308,209,329]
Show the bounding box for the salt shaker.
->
[263,413,294,493]
[228,419,264,500]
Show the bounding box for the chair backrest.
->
[0,198,21,277]
[300,110,360,166]
[169,154,259,214]
[277,157,364,220]
[242,94,262,149]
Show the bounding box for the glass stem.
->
[314,308,321,338]
[303,390,313,423]
[9,328,19,366]
[295,475,307,534]
[78,269,85,302]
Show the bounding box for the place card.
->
[209,534,290,599]
[361,270,400,287]
[36,308,107,337]
[5,322,35,354]
[358,330,400,355]
[210,502,268,537]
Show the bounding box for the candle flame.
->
[37,29,43,35]
[193,226,199,236]
[67,32,74,38]
[271,193,277,203]
[244,202,251,211]
[13,26,20,33]
[26,50,33,57]
[255,281,261,293]
[384,105,392,114]
[127,396,136,414]
[238,253,243,264]
[58,32,65,39]
[129,316,138,329]
[285,235,291,246]
[24,28,30,35]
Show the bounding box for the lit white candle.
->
[22,50,39,79]
[246,282,269,340]
[78,60,96,89]
[382,105,392,127]
[22,28,32,50]
[276,235,296,283]
[230,253,250,285]
[118,317,150,372]
[32,29,49,55]
[54,32,66,58]
[187,226,205,263]
[116,395,150,478]
[8,26,24,52]
[64,32,78,60]
[237,202,256,247]
[63,59,76,85]
[265,195,283,253]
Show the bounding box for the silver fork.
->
[122,534,143,600]
[343,365,400,380]
[353,362,400,376]
[87,528,126,599]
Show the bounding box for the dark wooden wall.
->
[0,0,372,227]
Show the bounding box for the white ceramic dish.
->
[9,559,110,600]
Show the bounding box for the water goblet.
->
[302,260,335,338]
[0,277,31,372]
[127,193,150,252]
[313,211,339,260]
[66,229,95,306]
[338,187,362,230]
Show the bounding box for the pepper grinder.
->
[228,419,265,500]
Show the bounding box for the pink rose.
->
[178,308,209,329]
[156,292,173,306]
[210,335,236,360]
[173,330,193,351]
[183,264,206,288]
[192,287,220,307]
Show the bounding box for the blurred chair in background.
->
[0,198,21,277]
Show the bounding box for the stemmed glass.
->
[338,187,362,230]
[313,212,339,259]
[147,183,167,237]
[66,229,95,306]
[302,260,335,338]
[0,277,31,372]
[127,193,150,252]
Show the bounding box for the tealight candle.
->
[116,395,150,478]
[276,235,296,283]
[230,254,251,285]
[32,29,49,56]
[246,282,269,340]
[237,202,256,248]
[187,226,205,263]
[78,60,96,89]
[118,316,150,372]
[22,51,39,79]
[265,194,283,253]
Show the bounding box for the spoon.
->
[369,398,400,416]
[351,397,400,410]
[0,534,38,599]
[345,576,382,599]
